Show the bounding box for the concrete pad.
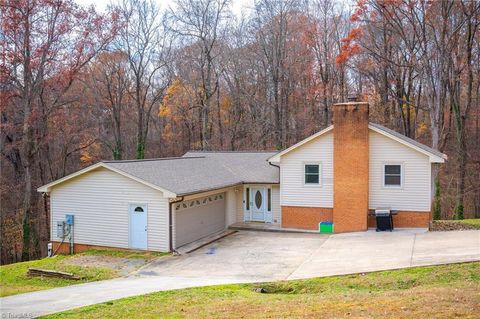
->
[138,231,329,281]
[412,230,480,266]
[289,231,415,279]
[229,222,321,234]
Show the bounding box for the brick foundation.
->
[282,206,333,230]
[50,241,147,255]
[281,208,431,231]
[367,211,431,228]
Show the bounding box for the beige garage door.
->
[175,193,225,248]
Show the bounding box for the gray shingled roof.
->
[40,121,445,195]
[104,151,279,196]
[369,122,446,159]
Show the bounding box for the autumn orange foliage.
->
[336,28,363,65]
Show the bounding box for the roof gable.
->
[368,123,446,163]
[268,125,334,162]
[37,162,177,197]
[268,123,446,163]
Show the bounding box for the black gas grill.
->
[375,209,394,231]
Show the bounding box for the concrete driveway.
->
[2,230,479,317]
[137,231,329,281]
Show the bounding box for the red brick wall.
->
[333,102,369,232]
[282,206,333,230]
[281,207,430,231]
[367,211,431,228]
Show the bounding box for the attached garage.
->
[174,193,226,248]
[38,152,279,254]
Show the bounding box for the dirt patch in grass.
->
[0,249,168,297]
[63,255,146,276]
[0,256,117,297]
[431,220,479,231]
[79,249,168,260]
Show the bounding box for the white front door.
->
[129,204,147,250]
[250,187,265,221]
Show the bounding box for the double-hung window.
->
[304,164,321,185]
[384,164,402,187]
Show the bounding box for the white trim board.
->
[268,125,333,163]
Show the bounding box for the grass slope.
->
[45,262,480,319]
[432,219,480,231]
[0,250,167,297]
[79,249,167,260]
[457,219,480,229]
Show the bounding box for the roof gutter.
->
[168,196,184,253]
[177,181,280,198]
[177,182,244,197]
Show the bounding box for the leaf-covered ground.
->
[431,219,480,231]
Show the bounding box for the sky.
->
[75,0,256,16]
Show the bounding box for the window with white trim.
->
[384,164,402,187]
[304,164,320,185]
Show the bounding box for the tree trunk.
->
[323,85,329,127]
[21,164,32,260]
[216,84,223,148]
[137,111,145,159]
[114,106,123,160]
[454,136,466,220]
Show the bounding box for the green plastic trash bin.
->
[319,221,334,233]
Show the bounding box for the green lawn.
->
[44,262,480,319]
[79,249,167,260]
[432,218,480,231]
[457,218,480,229]
[0,250,168,297]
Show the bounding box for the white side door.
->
[129,204,147,250]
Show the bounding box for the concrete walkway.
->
[1,230,479,317]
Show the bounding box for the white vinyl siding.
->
[271,185,281,224]
[279,131,333,207]
[225,188,237,227]
[236,187,244,222]
[50,167,169,251]
[369,131,432,211]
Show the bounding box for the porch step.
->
[229,222,324,235]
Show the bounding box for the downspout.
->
[268,162,279,169]
[169,196,184,253]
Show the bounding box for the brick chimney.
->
[332,101,369,232]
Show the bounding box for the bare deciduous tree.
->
[118,0,172,159]
[169,0,230,150]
